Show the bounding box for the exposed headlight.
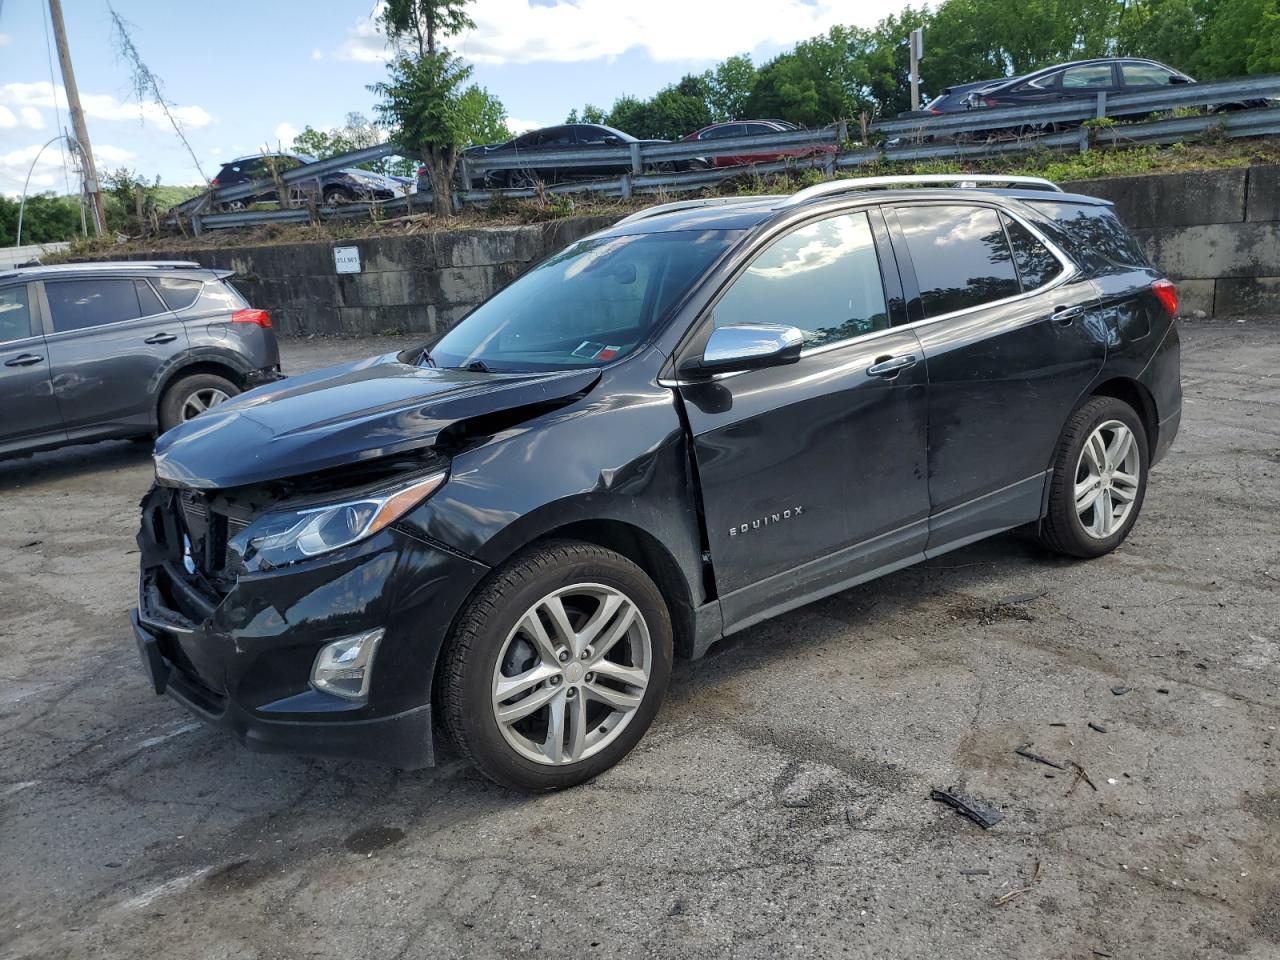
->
[238,471,446,568]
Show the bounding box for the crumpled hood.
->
[154,354,600,490]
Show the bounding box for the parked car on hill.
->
[963,58,1194,109]
[132,175,1181,792]
[896,78,1013,118]
[0,262,279,457]
[679,119,837,168]
[461,124,670,188]
[212,153,407,210]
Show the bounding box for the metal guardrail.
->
[181,74,1280,230]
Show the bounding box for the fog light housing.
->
[310,628,385,702]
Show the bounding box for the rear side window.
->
[135,280,166,316]
[1001,214,1063,291]
[191,279,249,314]
[45,279,143,333]
[895,205,1020,317]
[1028,200,1151,271]
[0,285,35,344]
[714,211,889,347]
[1062,64,1113,88]
[155,277,204,311]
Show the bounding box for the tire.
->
[1038,396,1149,559]
[439,540,674,792]
[158,373,239,434]
[323,187,352,205]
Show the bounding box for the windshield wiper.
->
[416,349,436,368]
[462,359,493,373]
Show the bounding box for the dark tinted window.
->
[1062,64,1113,88]
[1028,200,1151,271]
[135,280,166,316]
[155,277,204,311]
[896,205,1020,317]
[537,127,575,147]
[45,279,143,333]
[702,124,744,139]
[0,285,35,344]
[714,212,888,347]
[1002,214,1062,291]
[1121,62,1177,86]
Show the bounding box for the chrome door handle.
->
[867,354,918,378]
[4,353,43,367]
[145,332,177,344]
[1054,304,1086,324]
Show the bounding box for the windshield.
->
[428,229,739,372]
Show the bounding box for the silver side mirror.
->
[682,323,805,377]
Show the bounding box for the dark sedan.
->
[964,58,1194,110]
[462,124,668,188]
[679,120,835,168]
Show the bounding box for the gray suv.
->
[0,261,281,457]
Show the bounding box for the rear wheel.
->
[323,186,353,205]
[159,373,239,433]
[1038,396,1148,558]
[439,541,673,792]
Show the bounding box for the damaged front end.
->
[131,356,600,767]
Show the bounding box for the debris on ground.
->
[992,860,1043,906]
[1068,762,1098,796]
[1111,686,1132,696]
[998,590,1047,605]
[959,868,991,876]
[930,788,1004,829]
[18,540,41,549]
[1157,688,1170,694]
[1088,722,1108,734]
[1015,743,1069,770]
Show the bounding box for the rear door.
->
[676,208,931,631]
[40,276,190,438]
[886,201,1107,550]
[0,282,64,453]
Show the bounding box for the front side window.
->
[1121,63,1178,86]
[429,230,739,372]
[0,285,35,344]
[45,279,144,333]
[895,204,1020,317]
[712,212,889,348]
[1062,64,1114,88]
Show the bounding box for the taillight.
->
[1152,279,1178,317]
[930,106,943,115]
[232,308,272,328]
[417,165,427,177]
[211,177,220,187]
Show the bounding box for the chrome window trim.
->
[39,276,209,339]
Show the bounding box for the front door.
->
[886,201,1107,549]
[40,276,190,439]
[0,282,63,454]
[677,209,931,632]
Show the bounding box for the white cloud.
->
[334,0,908,65]
[505,116,540,134]
[0,82,213,130]
[0,106,15,129]
[274,122,299,145]
[20,107,45,130]
[0,33,11,47]
[0,141,135,194]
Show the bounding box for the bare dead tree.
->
[107,5,209,186]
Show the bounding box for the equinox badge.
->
[729,505,805,538]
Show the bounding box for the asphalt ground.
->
[0,320,1277,960]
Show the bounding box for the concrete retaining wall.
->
[1062,165,1280,317]
[108,216,616,337]
[102,167,1280,333]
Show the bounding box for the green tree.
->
[370,0,482,215]
[0,193,83,245]
[706,54,758,121]
[1197,0,1280,76]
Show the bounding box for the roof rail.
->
[615,195,781,227]
[777,174,1063,207]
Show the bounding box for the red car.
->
[681,120,836,168]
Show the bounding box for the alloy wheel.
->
[180,387,230,422]
[492,583,651,766]
[1075,419,1141,539]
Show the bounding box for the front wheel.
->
[1038,396,1149,558]
[439,541,673,792]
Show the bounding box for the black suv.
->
[212,153,407,209]
[1,262,280,457]
[132,176,1181,792]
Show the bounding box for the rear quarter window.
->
[154,277,204,311]
[1027,200,1151,272]
[191,279,249,314]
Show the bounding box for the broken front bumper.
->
[131,487,490,768]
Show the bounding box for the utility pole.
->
[909,27,924,113]
[47,0,105,235]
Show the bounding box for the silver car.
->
[0,261,281,457]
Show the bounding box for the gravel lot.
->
[1,321,1277,960]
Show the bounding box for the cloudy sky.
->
[0,0,913,197]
